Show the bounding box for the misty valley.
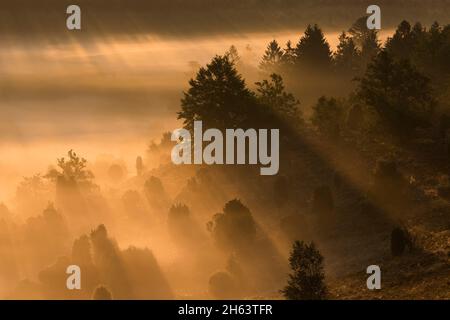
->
[0,0,450,301]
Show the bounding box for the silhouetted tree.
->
[357,51,435,137]
[281,241,327,300]
[295,24,332,71]
[334,31,360,76]
[46,150,95,188]
[179,55,258,130]
[225,45,240,65]
[260,40,284,72]
[281,40,296,66]
[255,73,301,126]
[411,22,450,83]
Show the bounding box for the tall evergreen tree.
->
[282,40,296,66]
[260,40,284,73]
[225,45,240,65]
[294,24,332,70]
[178,55,258,130]
[334,31,360,75]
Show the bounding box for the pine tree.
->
[294,24,332,70]
[178,55,258,130]
[225,45,240,65]
[260,40,284,72]
[282,40,296,66]
[334,31,360,75]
